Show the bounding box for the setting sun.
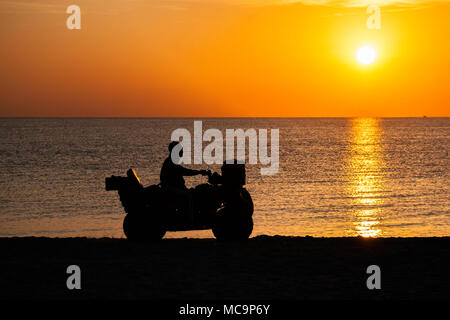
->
[356,45,377,65]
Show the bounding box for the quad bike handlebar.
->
[200,169,212,177]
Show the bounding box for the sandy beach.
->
[0,236,448,300]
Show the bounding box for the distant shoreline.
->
[1,235,449,300]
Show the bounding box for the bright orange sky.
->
[0,0,449,117]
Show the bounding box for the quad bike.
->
[105,161,253,241]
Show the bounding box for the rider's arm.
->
[178,165,207,176]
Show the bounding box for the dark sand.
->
[0,236,448,300]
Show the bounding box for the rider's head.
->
[168,141,183,159]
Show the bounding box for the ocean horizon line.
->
[1,116,448,119]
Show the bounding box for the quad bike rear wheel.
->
[123,211,166,241]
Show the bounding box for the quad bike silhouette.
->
[105,161,253,241]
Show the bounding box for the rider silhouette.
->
[160,142,209,222]
[160,141,209,190]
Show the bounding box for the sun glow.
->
[356,45,377,65]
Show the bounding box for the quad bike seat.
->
[126,168,143,189]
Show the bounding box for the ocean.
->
[0,118,448,238]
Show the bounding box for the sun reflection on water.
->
[346,118,385,237]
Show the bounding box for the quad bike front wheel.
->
[212,190,253,241]
[123,211,166,241]
[212,207,253,241]
[212,188,254,241]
